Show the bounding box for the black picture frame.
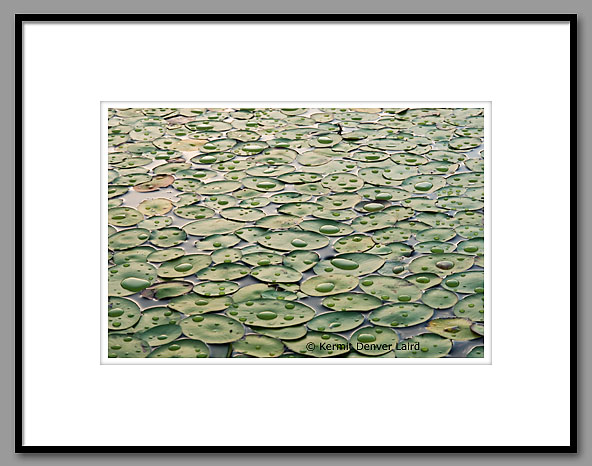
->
[15,13,578,454]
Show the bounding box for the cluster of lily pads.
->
[107,107,485,359]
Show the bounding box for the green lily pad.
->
[301,274,359,296]
[404,273,443,290]
[108,262,157,297]
[180,314,245,343]
[197,263,249,281]
[415,228,457,242]
[369,302,434,328]
[108,207,144,227]
[321,173,364,193]
[409,253,474,276]
[149,227,186,248]
[421,288,459,309]
[140,281,193,300]
[226,299,315,328]
[108,228,150,251]
[108,297,141,330]
[147,339,210,358]
[466,345,484,358]
[314,253,385,276]
[453,294,484,321]
[183,218,243,236]
[242,251,284,267]
[112,246,156,264]
[138,324,182,347]
[157,254,211,278]
[334,235,375,253]
[446,172,484,188]
[251,265,302,283]
[194,234,240,250]
[257,230,330,251]
[193,281,239,297]
[448,136,482,150]
[107,333,150,358]
[300,219,353,236]
[322,292,382,311]
[173,205,215,220]
[220,207,265,222]
[317,193,361,210]
[251,325,307,340]
[197,180,241,195]
[232,335,284,357]
[132,307,183,332]
[442,271,484,294]
[283,250,320,272]
[168,293,232,315]
[147,248,185,263]
[350,326,399,356]
[138,216,174,230]
[456,238,484,255]
[276,201,323,217]
[211,248,243,264]
[395,333,452,358]
[307,311,364,332]
[231,283,275,303]
[427,317,481,340]
[138,198,173,217]
[359,275,422,302]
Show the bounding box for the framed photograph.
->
[17,14,576,452]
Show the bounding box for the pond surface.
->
[107,107,485,359]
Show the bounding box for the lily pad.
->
[369,303,434,328]
[350,326,399,356]
[180,314,245,343]
[314,253,385,276]
[453,294,485,321]
[307,311,364,332]
[157,254,211,278]
[466,345,484,358]
[395,333,452,358]
[322,292,382,311]
[359,275,422,302]
[301,274,359,296]
[108,262,157,297]
[108,207,144,227]
[108,228,150,251]
[251,265,302,283]
[232,335,284,357]
[257,230,330,251]
[427,318,481,340]
[140,281,193,300]
[442,271,484,294]
[226,299,315,328]
[147,339,209,358]
[193,281,240,297]
[133,307,184,332]
[421,288,459,309]
[168,293,232,315]
[251,325,307,340]
[138,198,173,217]
[107,333,150,358]
[409,253,474,276]
[108,297,141,330]
[183,218,243,236]
[138,324,183,347]
[149,227,186,248]
[197,263,249,281]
